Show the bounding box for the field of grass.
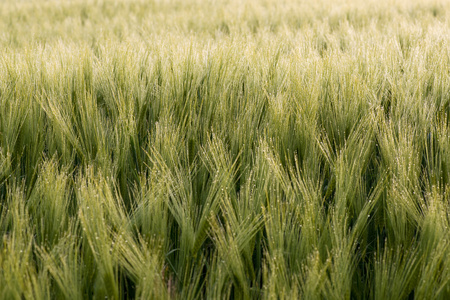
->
[1,0,450,298]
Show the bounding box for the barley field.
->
[1,0,450,299]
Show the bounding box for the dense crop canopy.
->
[1,0,450,299]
